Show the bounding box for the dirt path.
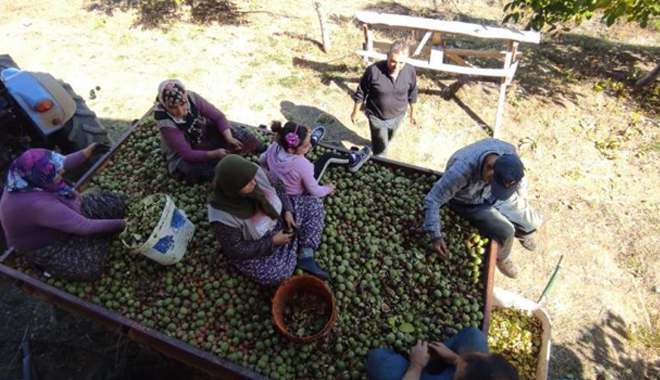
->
[2,0,659,379]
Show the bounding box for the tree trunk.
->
[634,62,660,92]
[314,0,330,53]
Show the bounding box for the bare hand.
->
[283,211,297,232]
[84,142,110,158]
[350,111,359,125]
[326,183,337,193]
[429,342,458,365]
[272,230,294,246]
[410,341,430,368]
[227,137,243,151]
[433,238,449,259]
[410,114,418,127]
[209,149,229,160]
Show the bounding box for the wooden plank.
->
[505,42,520,85]
[372,41,522,60]
[494,80,507,138]
[445,48,521,59]
[446,53,474,68]
[506,60,519,85]
[363,25,374,63]
[430,32,443,66]
[356,11,541,44]
[481,239,499,335]
[493,40,515,137]
[413,31,432,57]
[357,50,513,78]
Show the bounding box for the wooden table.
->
[355,11,541,137]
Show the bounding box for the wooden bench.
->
[355,11,541,137]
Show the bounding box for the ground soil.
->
[2,0,660,379]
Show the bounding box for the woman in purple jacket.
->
[0,146,126,281]
[156,79,264,183]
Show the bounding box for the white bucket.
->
[123,193,195,265]
[492,287,552,380]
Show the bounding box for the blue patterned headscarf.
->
[6,149,73,196]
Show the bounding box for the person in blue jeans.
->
[365,328,519,380]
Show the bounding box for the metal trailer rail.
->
[0,113,499,379]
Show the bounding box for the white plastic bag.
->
[124,193,195,265]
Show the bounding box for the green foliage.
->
[504,0,660,31]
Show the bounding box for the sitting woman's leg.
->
[230,125,265,154]
[24,235,109,281]
[23,190,126,281]
[80,191,127,220]
[207,122,265,155]
[289,195,329,279]
[290,195,325,256]
[175,160,217,184]
[213,221,298,286]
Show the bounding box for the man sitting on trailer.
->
[365,327,519,380]
[423,138,542,279]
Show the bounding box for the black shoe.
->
[310,126,327,148]
[348,146,372,173]
[296,257,329,281]
[496,258,518,279]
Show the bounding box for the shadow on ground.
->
[520,33,660,114]
[549,311,660,380]
[85,0,246,29]
[279,100,371,148]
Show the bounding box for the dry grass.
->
[2,0,660,378]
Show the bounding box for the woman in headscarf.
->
[156,79,264,183]
[0,145,126,281]
[208,155,328,286]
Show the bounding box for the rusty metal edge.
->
[0,115,495,378]
[481,240,499,334]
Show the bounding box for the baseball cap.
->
[491,154,525,200]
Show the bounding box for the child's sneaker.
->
[348,146,372,173]
[310,126,327,148]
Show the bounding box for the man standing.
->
[351,40,418,156]
[423,139,542,278]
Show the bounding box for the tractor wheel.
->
[57,81,113,184]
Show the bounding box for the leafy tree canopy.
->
[504,0,660,31]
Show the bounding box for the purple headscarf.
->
[6,149,73,196]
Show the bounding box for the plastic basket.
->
[122,193,195,265]
[492,287,552,380]
[272,275,338,343]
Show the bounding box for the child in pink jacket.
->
[258,121,371,197]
